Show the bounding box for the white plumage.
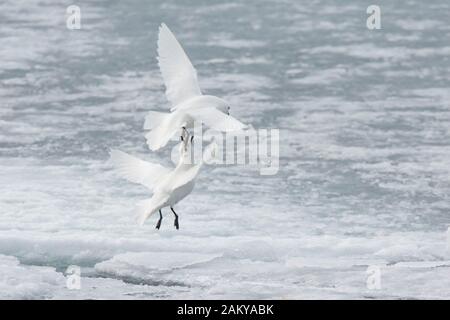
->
[144,23,247,151]
[110,130,217,228]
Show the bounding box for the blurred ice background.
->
[1,0,450,299]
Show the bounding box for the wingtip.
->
[109,148,119,159]
[159,23,168,33]
[136,214,147,226]
[224,122,248,132]
[109,148,125,157]
[157,23,170,56]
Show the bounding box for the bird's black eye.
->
[190,136,194,143]
[180,136,184,141]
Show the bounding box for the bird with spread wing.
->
[110,129,217,229]
[144,23,247,151]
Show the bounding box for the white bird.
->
[110,129,216,229]
[144,23,247,151]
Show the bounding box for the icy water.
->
[1,0,450,299]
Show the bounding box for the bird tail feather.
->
[135,196,166,226]
[145,112,184,151]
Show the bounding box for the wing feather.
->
[158,23,202,107]
[186,107,247,132]
[109,149,170,191]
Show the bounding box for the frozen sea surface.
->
[1,0,450,299]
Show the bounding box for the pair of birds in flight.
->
[110,24,247,229]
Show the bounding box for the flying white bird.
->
[144,23,247,151]
[110,129,216,229]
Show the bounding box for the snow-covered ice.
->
[0,0,449,299]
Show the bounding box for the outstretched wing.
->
[186,107,247,132]
[157,23,202,107]
[110,149,171,191]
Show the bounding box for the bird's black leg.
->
[155,210,163,230]
[171,207,179,230]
